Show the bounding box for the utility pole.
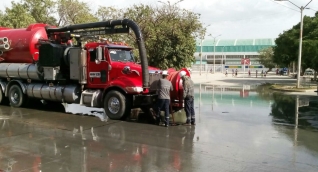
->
[211,34,221,73]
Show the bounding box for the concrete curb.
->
[270,88,317,92]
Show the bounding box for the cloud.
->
[192,0,317,39]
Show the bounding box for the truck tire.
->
[104,90,129,120]
[0,87,9,105]
[8,85,27,107]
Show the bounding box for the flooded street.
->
[0,83,318,171]
[194,84,318,172]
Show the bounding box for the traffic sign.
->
[241,58,251,65]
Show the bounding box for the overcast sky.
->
[0,0,317,39]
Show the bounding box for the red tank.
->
[167,68,191,108]
[0,23,49,63]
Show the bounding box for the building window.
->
[207,55,223,59]
[226,55,244,59]
[246,55,259,59]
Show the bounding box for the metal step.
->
[80,89,102,107]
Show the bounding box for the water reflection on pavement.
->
[0,84,317,171]
[195,84,318,171]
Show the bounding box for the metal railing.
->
[191,64,267,73]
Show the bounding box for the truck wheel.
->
[104,90,129,120]
[8,85,26,107]
[0,87,9,105]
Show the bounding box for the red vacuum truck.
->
[0,19,190,120]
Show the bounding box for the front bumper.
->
[132,94,158,107]
[132,94,184,110]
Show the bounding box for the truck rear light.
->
[126,87,143,93]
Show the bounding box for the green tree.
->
[24,0,57,25]
[95,6,126,44]
[0,1,35,28]
[0,0,57,28]
[57,0,97,26]
[95,6,123,21]
[273,28,298,68]
[273,12,318,74]
[123,2,203,70]
[0,11,12,28]
[301,12,318,75]
[258,47,275,71]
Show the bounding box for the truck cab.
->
[85,41,158,92]
[82,40,188,120]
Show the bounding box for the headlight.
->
[126,87,143,93]
[122,66,131,74]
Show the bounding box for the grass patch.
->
[270,84,316,91]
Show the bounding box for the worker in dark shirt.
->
[155,70,173,127]
[180,71,195,125]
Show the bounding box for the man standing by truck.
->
[155,70,173,127]
[180,71,195,126]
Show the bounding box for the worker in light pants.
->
[155,70,173,127]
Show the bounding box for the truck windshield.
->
[109,49,134,62]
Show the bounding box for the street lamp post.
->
[200,39,204,75]
[222,46,225,73]
[213,42,216,73]
[211,34,221,74]
[297,6,304,88]
[275,0,313,88]
[199,24,211,76]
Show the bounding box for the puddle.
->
[197,83,318,130]
[62,104,108,122]
[1,83,318,172]
[196,83,318,158]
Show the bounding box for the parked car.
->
[304,69,314,75]
[279,69,288,76]
[294,69,315,78]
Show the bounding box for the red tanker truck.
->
[0,19,190,120]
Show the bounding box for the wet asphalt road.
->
[0,83,318,171]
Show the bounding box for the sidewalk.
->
[189,72,294,84]
[189,71,318,92]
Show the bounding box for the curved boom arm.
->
[46,19,149,89]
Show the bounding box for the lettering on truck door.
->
[87,48,108,87]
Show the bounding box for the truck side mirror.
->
[97,46,103,62]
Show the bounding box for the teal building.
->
[194,38,275,69]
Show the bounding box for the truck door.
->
[87,46,109,87]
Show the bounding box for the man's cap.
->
[180,71,187,77]
[162,70,169,75]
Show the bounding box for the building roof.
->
[196,38,275,46]
[195,38,275,53]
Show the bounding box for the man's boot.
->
[183,118,191,126]
[155,116,161,125]
[191,118,196,125]
[164,117,169,127]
